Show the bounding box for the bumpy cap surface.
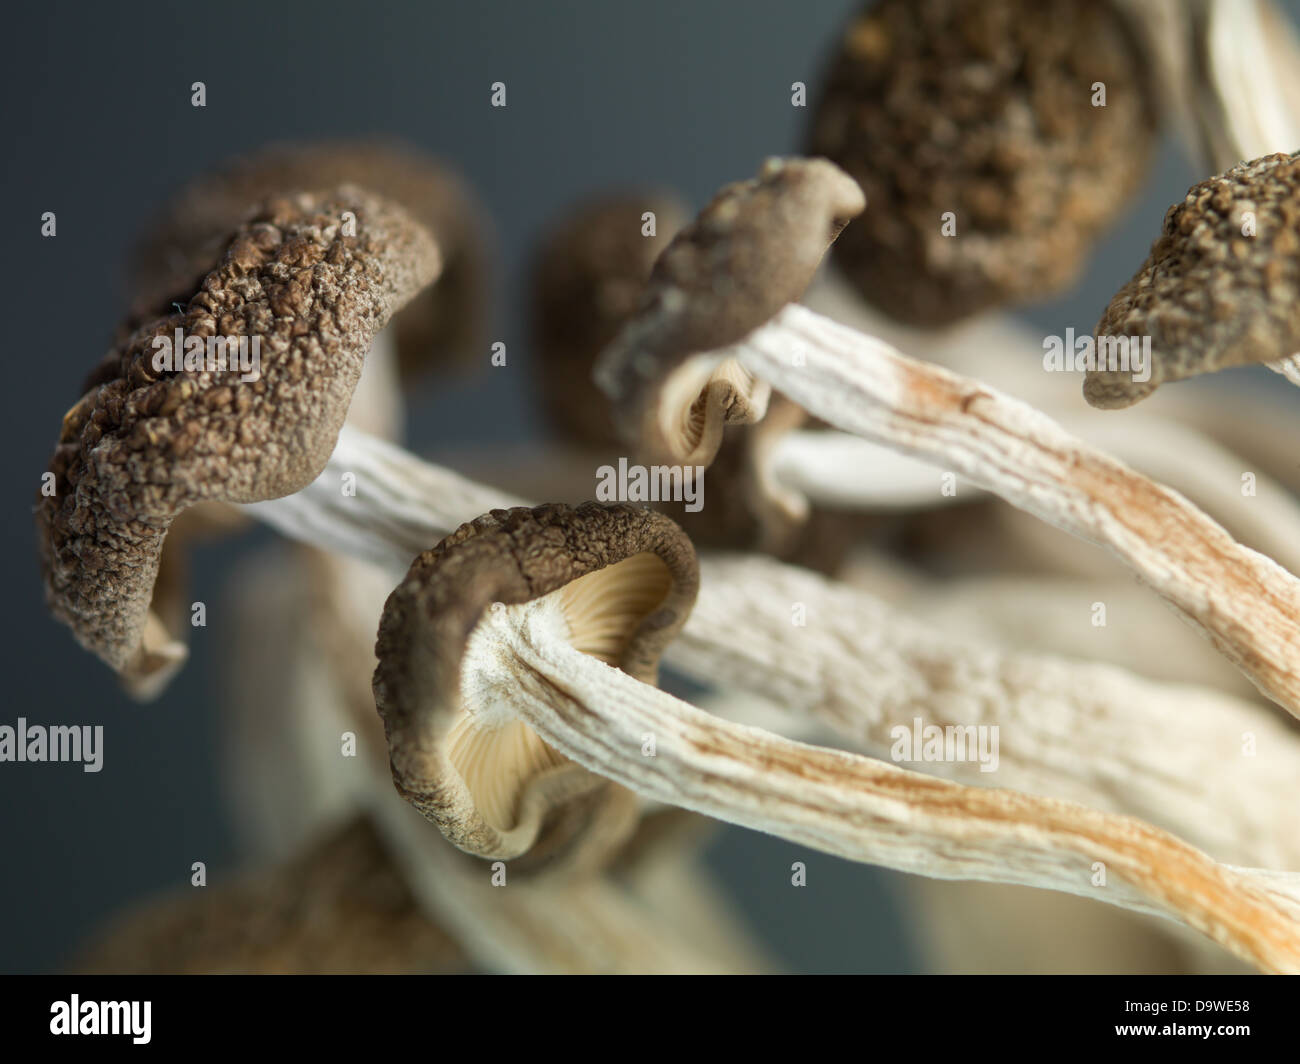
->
[595,157,864,467]
[124,140,486,380]
[1087,151,1300,408]
[809,0,1157,326]
[38,187,440,693]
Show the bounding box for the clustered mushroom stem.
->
[676,555,1300,871]
[241,424,1300,872]
[211,315,1300,971]
[41,10,1300,976]
[257,297,1300,724]
[732,303,1300,721]
[494,598,1300,974]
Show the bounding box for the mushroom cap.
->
[808,0,1157,327]
[1086,150,1300,409]
[594,156,864,468]
[372,502,699,865]
[122,140,488,382]
[37,187,441,694]
[530,192,687,449]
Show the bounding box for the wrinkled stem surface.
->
[735,304,1300,720]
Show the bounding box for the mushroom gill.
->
[372,502,698,866]
[447,552,674,833]
[656,357,768,469]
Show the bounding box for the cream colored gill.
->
[448,552,673,831]
[657,356,767,465]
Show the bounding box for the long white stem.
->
[242,425,527,571]
[239,426,1300,870]
[734,303,1300,720]
[496,596,1300,973]
[771,430,982,510]
[677,555,1300,871]
[1111,0,1300,175]
[1198,0,1300,170]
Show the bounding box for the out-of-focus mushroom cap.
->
[531,193,687,449]
[809,0,1157,326]
[38,187,440,695]
[75,815,466,974]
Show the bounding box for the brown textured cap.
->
[530,193,687,449]
[594,156,864,467]
[808,0,1157,326]
[372,502,698,867]
[37,187,441,696]
[1086,150,1300,408]
[530,192,834,555]
[124,140,488,381]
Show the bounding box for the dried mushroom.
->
[37,188,440,695]
[372,502,698,871]
[1087,150,1300,408]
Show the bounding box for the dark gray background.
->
[0,0,1277,973]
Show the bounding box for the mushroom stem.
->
[1112,0,1300,176]
[1191,0,1300,172]
[239,427,1300,866]
[493,592,1300,973]
[675,555,1300,871]
[1069,416,1300,579]
[810,269,1300,571]
[346,328,405,441]
[769,429,983,510]
[733,303,1300,721]
[242,425,526,572]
